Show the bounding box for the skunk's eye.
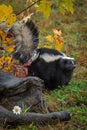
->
[63,60,67,64]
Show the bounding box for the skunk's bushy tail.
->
[11,21,39,63]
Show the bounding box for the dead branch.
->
[16,0,41,15]
[0,106,70,125]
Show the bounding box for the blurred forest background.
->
[0,0,87,130]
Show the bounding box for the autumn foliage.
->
[45,29,64,50]
[0,0,75,76]
[0,4,16,26]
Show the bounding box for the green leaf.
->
[58,0,75,14]
[37,0,52,18]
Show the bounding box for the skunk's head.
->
[59,57,76,71]
[39,48,76,72]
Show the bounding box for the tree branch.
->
[16,0,41,16]
[0,106,70,125]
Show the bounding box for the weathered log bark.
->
[0,106,70,125]
[0,70,71,125]
[0,70,45,111]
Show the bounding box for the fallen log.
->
[0,106,70,125]
[0,70,45,110]
[0,70,71,125]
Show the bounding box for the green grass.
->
[50,80,87,109]
[44,80,87,129]
[11,80,86,130]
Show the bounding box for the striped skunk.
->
[11,21,76,90]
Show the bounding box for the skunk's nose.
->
[71,59,76,69]
[73,64,76,69]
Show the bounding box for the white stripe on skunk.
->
[40,53,74,63]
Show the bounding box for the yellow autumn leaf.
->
[0,56,12,64]
[0,56,12,72]
[0,30,14,44]
[0,56,4,65]
[58,0,75,15]
[5,56,12,64]
[53,29,62,36]
[7,45,15,53]
[7,14,16,26]
[0,30,5,41]
[0,4,12,20]
[0,4,16,26]
[70,7,74,14]
[37,0,52,18]
[57,37,64,43]
[55,40,62,51]
[46,35,54,43]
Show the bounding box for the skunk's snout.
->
[71,59,76,69]
[65,59,76,70]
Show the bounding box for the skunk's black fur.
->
[28,48,76,89]
[12,21,76,90]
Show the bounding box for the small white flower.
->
[12,106,22,115]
